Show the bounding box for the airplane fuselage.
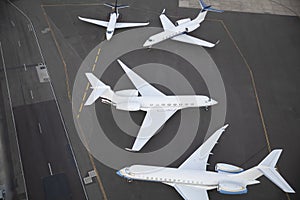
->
[117,165,249,190]
[105,94,217,111]
[143,16,201,47]
[106,12,119,40]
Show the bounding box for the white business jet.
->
[78,0,149,40]
[143,0,223,48]
[117,125,295,199]
[84,59,217,152]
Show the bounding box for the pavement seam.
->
[214,18,272,152]
[213,18,291,200]
[41,5,72,102]
[74,46,109,200]
[75,114,109,200]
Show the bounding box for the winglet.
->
[125,148,139,152]
[162,9,166,14]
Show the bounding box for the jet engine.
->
[115,89,138,97]
[116,102,140,111]
[215,163,243,174]
[175,18,191,26]
[218,182,247,195]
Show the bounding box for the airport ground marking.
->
[218,19,272,153]
[77,47,101,118]
[1,41,29,200]
[41,6,72,102]
[218,19,291,200]
[72,46,108,199]
[74,110,108,200]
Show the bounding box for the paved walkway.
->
[179,0,300,16]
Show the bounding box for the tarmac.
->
[179,0,300,16]
[0,0,299,200]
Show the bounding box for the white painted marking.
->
[8,1,88,199]
[38,123,42,134]
[11,20,15,27]
[27,23,32,32]
[18,40,21,47]
[23,63,27,71]
[30,90,34,99]
[1,41,28,199]
[47,163,53,175]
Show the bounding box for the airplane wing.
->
[115,22,149,29]
[78,16,108,27]
[174,184,209,200]
[159,13,175,30]
[126,109,177,151]
[171,34,218,48]
[117,60,165,96]
[178,125,228,170]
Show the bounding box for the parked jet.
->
[84,59,217,151]
[143,0,223,48]
[78,0,149,40]
[117,125,295,200]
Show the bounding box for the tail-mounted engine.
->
[115,89,138,97]
[175,18,191,26]
[215,163,243,174]
[218,182,247,195]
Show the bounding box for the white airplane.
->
[84,59,218,152]
[78,0,149,40]
[117,125,295,200]
[143,0,223,48]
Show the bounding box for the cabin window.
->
[150,104,153,106]
[173,104,177,106]
[167,103,171,106]
[161,104,165,106]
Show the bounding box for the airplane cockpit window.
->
[107,31,113,34]
[125,167,130,174]
[148,39,153,42]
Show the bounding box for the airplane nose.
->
[106,33,112,41]
[116,170,123,177]
[143,40,151,47]
[209,99,218,106]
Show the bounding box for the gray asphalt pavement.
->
[0,0,299,200]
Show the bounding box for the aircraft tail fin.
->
[199,0,223,13]
[84,73,114,106]
[234,150,295,193]
[104,3,115,8]
[104,0,129,10]
[257,149,295,193]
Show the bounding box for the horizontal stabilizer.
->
[86,73,106,88]
[259,166,295,193]
[103,3,115,8]
[258,149,295,193]
[104,3,129,9]
[84,73,113,106]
